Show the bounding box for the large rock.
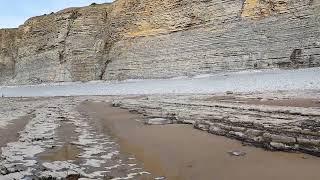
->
[0,0,320,85]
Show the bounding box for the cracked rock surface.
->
[0,91,320,179]
[0,96,152,179]
[113,90,320,156]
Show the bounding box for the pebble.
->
[227,150,247,157]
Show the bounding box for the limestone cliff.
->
[0,29,18,82]
[0,0,319,85]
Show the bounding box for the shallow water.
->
[39,143,81,161]
[0,97,152,179]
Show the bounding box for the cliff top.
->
[0,2,112,30]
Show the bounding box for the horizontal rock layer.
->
[0,0,320,84]
[113,93,320,156]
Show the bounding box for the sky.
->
[0,0,113,28]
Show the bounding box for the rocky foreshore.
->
[1,93,320,179]
[112,91,320,156]
[0,96,153,179]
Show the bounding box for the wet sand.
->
[1,97,153,179]
[39,120,81,162]
[79,100,320,180]
[0,114,33,154]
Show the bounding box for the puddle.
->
[38,113,82,162]
[0,114,34,154]
[39,143,81,161]
[1,97,153,179]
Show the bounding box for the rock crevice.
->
[113,93,320,156]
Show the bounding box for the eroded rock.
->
[145,118,172,125]
[1,0,320,85]
[115,93,320,156]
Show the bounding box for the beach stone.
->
[181,119,194,124]
[228,150,246,157]
[263,133,296,144]
[194,122,210,131]
[154,177,166,180]
[226,91,234,95]
[270,142,289,150]
[112,101,122,107]
[253,136,264,143]
[229,131,245,138]
[0,166,9,175]
[209,126,227,136]
[145,118,172,125]
[66,174,81,180]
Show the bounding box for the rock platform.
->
[113,91,320,156]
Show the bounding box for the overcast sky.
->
[0,0,113,28]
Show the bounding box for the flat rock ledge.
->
[145,118,173,125]
[112,92,320,156]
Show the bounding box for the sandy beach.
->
[79,100,320,180]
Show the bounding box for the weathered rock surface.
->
[0,96,152,179]
[145,118,173,125]
[113,92,320,156]
[0,0,320,84]
[0,29,18,83]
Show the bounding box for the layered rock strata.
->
[0,0,320,84]
[113,92,320,156]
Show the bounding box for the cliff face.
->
[0,0,319,84]
[1,5,111,84]
[0,29,18,82]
